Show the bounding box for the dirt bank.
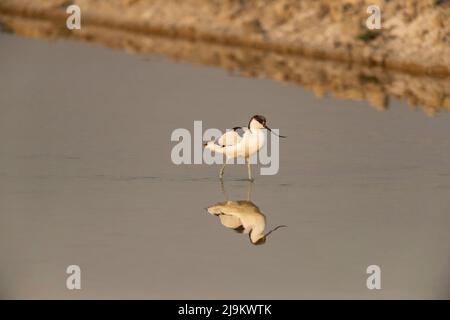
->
[1,12,449,115]
[0,0,449,77]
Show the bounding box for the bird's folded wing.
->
[219,215,242,229]
[218,129,243,146]
[232,127,248,135]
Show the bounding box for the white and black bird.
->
[207,180,287,245]
[204,115,286,181]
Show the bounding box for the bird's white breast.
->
[239,129,266,158]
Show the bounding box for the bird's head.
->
[250,232,267,245]
[248,115,286,138]
[248,115,267,130]
[249,225,288,245]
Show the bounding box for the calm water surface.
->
[0,33,449,299]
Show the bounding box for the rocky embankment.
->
[0,0,449,114]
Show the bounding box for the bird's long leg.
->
[246,179,253,201]
[219,163,226,179]
[220,178,229,200]
[246,158,253,182]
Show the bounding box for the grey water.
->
[1,33,450,299]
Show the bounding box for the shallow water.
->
[1,33,450,299]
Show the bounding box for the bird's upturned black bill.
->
[265,125,287,138]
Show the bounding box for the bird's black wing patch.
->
[219,127,245,147]
[232,126,246,136]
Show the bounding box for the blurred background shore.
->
[1,0,449,114]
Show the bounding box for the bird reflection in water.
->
[206,180,286,245]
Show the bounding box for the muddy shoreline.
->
[1,11,449,115]
[1,0,450,77]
